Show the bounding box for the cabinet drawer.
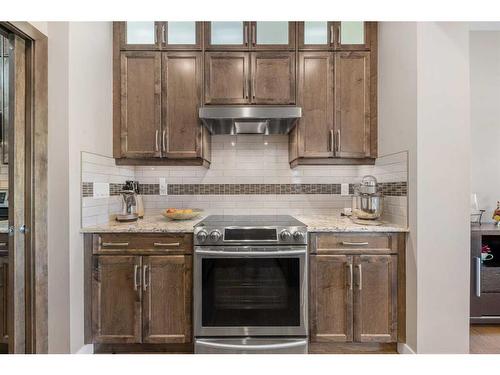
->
[94,233,193,254]
[311,233,397,254]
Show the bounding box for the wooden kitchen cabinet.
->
[142,256,192,344]
[0,256,7,345]
[309,233,404,353]
[92,256,142,344]
[251,52,295,104]
[204,52,250,104]
[119,51,162,159]
[310,255,353,343]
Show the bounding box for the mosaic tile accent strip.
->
[82,182,407,197]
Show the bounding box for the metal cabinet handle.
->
[475,256,481,297]
[252,77,256,100]
[143,265,149,291]
[252,24,256,46]
[161,24,166,44]
[162,129,166,152]
[330,24,334,46]
[155,130,159,152]
[133,264,139,291]
[0,243,7,247]
[357,264,362,290]
[337,25,341,45]
[102,242,129,247]
[336,129,341,152]
[329,130,334,153]
[244,24,248,45]
[341,241,369,246]
[154,24,158,45]
[154,242,180,247]
[348,263,353,290]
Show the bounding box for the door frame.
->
[0,21,48,354]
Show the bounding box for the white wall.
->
[470,31,500,221]
[416,22,470,354]
[378,21,418,352]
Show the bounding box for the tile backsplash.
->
[81,135,408,227]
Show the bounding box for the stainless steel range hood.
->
[199,106,302,135]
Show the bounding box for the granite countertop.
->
[81,214,408,234]
[0,220,8,234]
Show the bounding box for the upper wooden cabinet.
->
[204,21,295,50]
[298,22,373,51]
[205,51,295,105]
[119,22,202,50]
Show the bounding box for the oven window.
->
[202,258,300,327]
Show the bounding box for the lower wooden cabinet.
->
[92,254,192,344]
[0,256,7,344]
[309,233,404,350]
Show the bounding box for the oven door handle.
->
[195,339,307,351]
[195,249,306,256]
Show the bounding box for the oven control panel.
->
[194,226,307,246]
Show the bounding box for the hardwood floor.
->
[470,325,500,354]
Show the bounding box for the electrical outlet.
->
[341,183,349,196]
[159,177,168,196]
[93,182,110,198]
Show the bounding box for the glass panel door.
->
[209,22,246,47]
[255,22,289,45]
[304,21,328,45]
[336,21,367,49]
[201,257,300,327]
[126,21,156,45]
[167,22,197,46]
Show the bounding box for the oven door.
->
[194,246,307,337]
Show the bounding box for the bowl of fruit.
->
[162,208,203,221]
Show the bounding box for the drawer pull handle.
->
[154,242,180,247]
[102,242,129,247]
[0,243,7,247]
[341,241,369,246]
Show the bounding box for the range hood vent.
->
[199,106,302,135]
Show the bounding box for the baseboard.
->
[76,344,94,354]
[397,342,415,354]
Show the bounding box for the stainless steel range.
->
[193,215,308,354]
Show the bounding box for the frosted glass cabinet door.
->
[251,22,295,49]
[165,22,201,49]
[298,21,334,49]
[206,22,249,49]
[121,21,160,49]
[335,22,371,50]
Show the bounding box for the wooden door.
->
[118,21,162,50]
[205,52,250,104]
[120,51,161,158]
[296,52,334,158]
[92,256,142,344]
[142,256,192,344]
[297,21,336,50]
[353,255,397,343]
[0,257,7,344]
[204,22,250,51]
[251,52,295,104]
[249,22,296,50]
[310,255,353,343]
[334,52,371,158]
[162,52,202,158]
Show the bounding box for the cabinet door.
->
[0,257,7,344]
[353,255,397,343]
[296,52,334,158]
[119,21,162,50]
[205,52,250,104]
[251,52,295,104]
[120,52,162,158]
[250,22,295,50]
[162,52,202,158]
[163,22,202,50]
[310,255,353,343]
[92,256,142,344]
[142,256,192,344]
[204,22,250,50]
[298,21,335,50]
[334,52,371,158]
[333,22,371,51]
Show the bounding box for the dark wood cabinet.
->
[251,52,295,104]
[309,233,404,352]
[162,52,203,158]
[335,52,371,158]
[310,254,353,343]
[353,255,397,343]
[0,256,7,344]
[204,52,250,104]
[92,256,142,344]
[142,256,192,344]
[120,51,162,159]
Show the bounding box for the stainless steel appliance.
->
[352,175,383,220]
[193,215,308,354]
[116,183,139,222]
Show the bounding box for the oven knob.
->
[293,231,305,242]
[280,230,292,241]
[196,230,208,243]
[209,230,221,242]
